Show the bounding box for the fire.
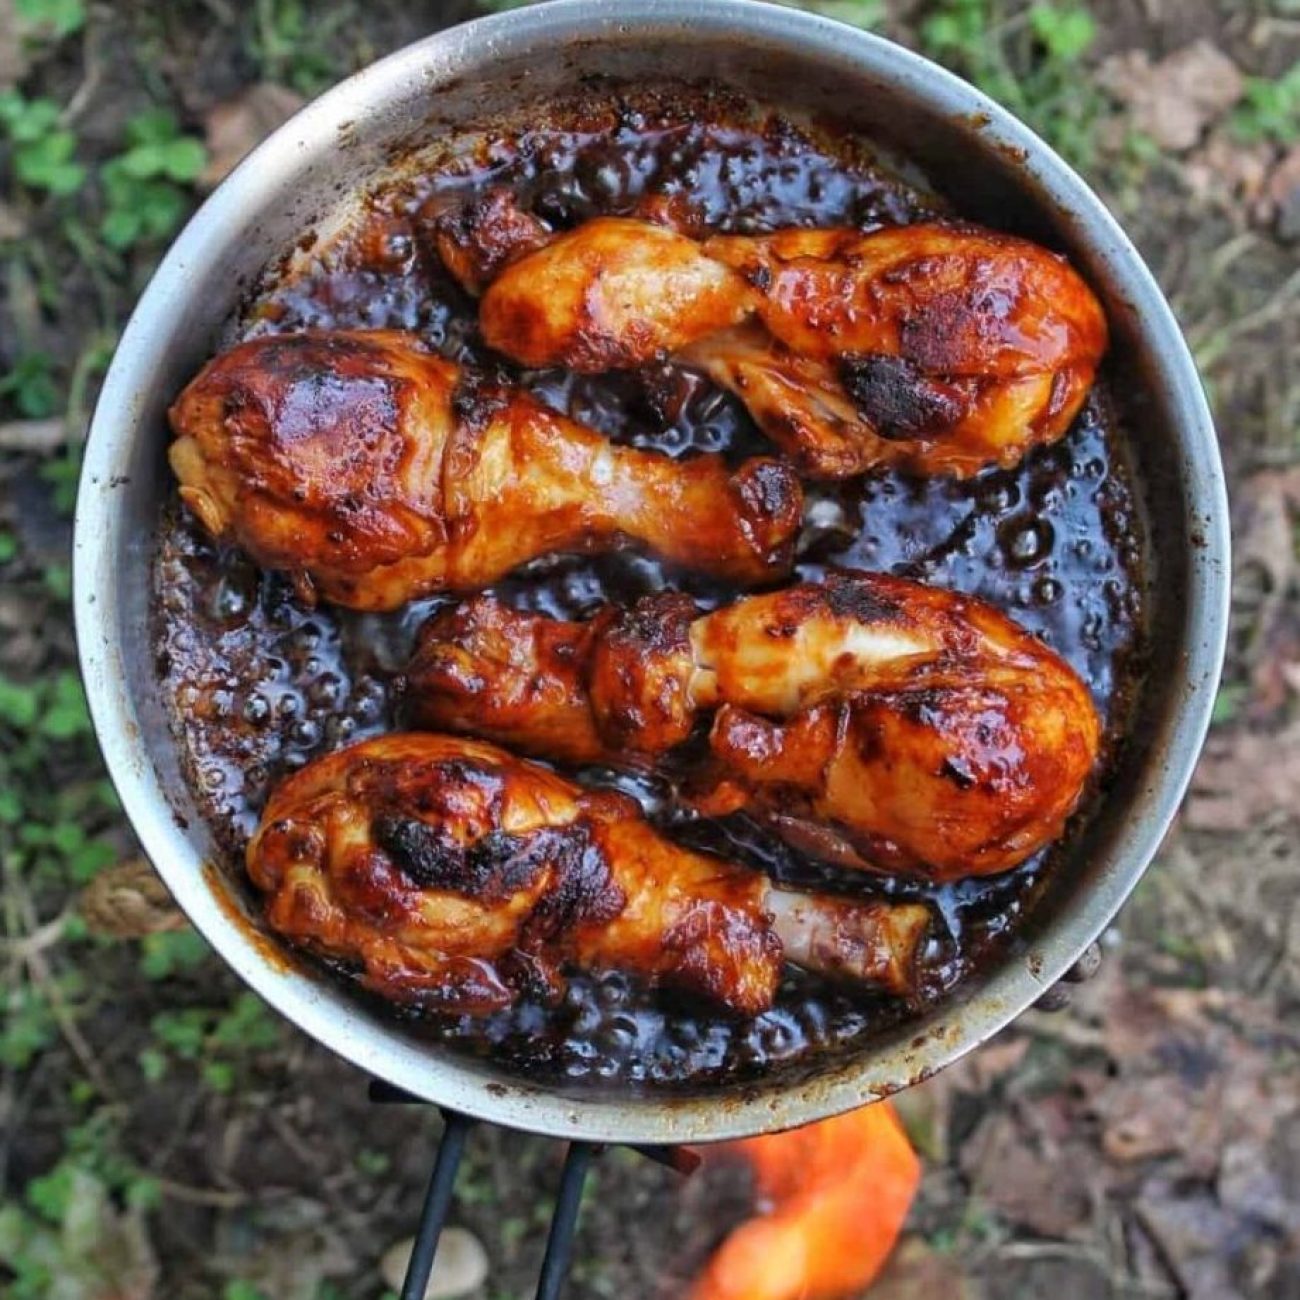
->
[687,1101,920,1300]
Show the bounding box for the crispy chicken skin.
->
[424,185,552,295]
[406,573,1102,881]
[479,216,753,371]
[168,329,802,610]
[246,733,930,1012]
[439,200,1106,478]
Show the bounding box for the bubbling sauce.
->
[154,88,1146,1090]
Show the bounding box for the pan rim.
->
[73,0,1230,1143]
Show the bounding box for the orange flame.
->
[687,1101,920,1300]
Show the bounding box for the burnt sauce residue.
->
[154,90,1146,1090]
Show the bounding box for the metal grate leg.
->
[401,1110,475,1300]
[534,1141,599,1300]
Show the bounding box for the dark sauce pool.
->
[154,88,1146,1091]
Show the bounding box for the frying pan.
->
[73,0,1229,1143]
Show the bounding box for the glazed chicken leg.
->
[247,733,930,1013]
[405,573,1102,881]
[430,196,1107,478]
[168,330,802,610]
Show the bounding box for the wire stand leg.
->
[534,1141,598,1300]
[401,1111,474,1300]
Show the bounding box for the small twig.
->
[0,908,72,961]
[26,945,119,1102]
[155,1177,255,1209]
[4,854,118,1102]
[61,14,106,127]
[0,418,66,455]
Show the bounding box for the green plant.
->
[224,1280,270,1300]
[139,928,212,980]
[1028,1,1094,61]
[1211,680,1249,726]
[0,351,59,417]
[16,0,86,38]
[99,108,207,250]
[1,982,61,1067]
[0,92,86,195]
[251,0,345,94]
[921,0,1102,169]
[144,992,281,1090]
[0,1109,161,1300]
[1233,63,1300,145]
[354,1148,391,1177]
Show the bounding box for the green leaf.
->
[140,929,211,980]
[1211,681,1248,726]
[100,205,142,250]
[139,181,187,239]
[44,671,90,736]
[125,107,181,147]
[202,1059,235,1092]
[0,787,23,824]
[38,451,80,515]
[0,987,56,1067]
[2,97,60,143]
[151,1008,210,1058]
[16,0,86,37]
[0,678,38,729]
[224,1283,269,1300]
[69,838,115,882]
[1030,4,1095,62]
[42,564,71,601]
[138,1047,168,1082]
[1232,64,1300,145]
[0,531,18,563]
[48,820,85,855]
[0,353,60,418]
[126,1175,161,1210]
[15,131,86,195]
[161,136,208,182]
[211,992,279,1051]
[119,142,170,179]
[26,1162,75,1224]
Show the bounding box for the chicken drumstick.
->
[169,329,802,610]
[431,195,1106,478]
[405,573,1102,881]
[247,733,930,1014]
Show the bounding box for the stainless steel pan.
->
[73,0,1229,1143]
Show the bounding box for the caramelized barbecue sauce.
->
[154,92,1146,1090]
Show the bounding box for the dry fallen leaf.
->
[893,1031,1028,1160]
[1188,720,1300,831]
[1184,129,1275,215]
[869,1237,980,1300]
[1095,1076,1222,1175]
[959,1112,1098,1239]
[1136,1188,1248,1300]
[1099,40,1243,152]
[202,83,306,188]
[1264,146,1300,241]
